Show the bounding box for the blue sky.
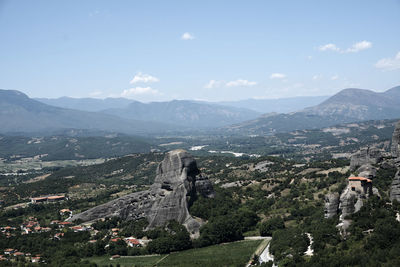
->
[0,0,399,102]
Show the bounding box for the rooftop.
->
[349,177,372,183]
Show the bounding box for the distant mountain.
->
[0,89,175,135]
[101,100,260,128]
[304,86,400,120]
[36,97,136,112]
[218,95,329,113]
[224,85,400,135]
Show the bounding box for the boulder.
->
[70,149,215,236]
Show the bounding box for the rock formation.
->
[325,148,380,220]
[350,147,382,171]
[324,193,339,219]
[70,149,215,235]
[338,185,369,217]
[392,121,400,159]
[391,121,400,202]
[390,171,400,202]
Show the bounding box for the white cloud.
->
[121,87,160,97]
[375,52,400,71]
[181,32,195,40]
[270,73,286,79]
[130,72,159,84]
[346,41,372,53]
[226,79,257,87]
[331,75,339,80]
[319,41,372,53]
[312,75,322,81]
[319,43,340,52]
[204,80,223,89]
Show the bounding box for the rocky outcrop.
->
[70,149,215,235]
[339,186,366,217]
[324,193,339,218]
[392,121,400,159]
[390,171,400,202]
[390,121,400,202]
[356,164,377,179]
[350,147,383,171]
[195,175,216,198]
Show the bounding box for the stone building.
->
[348,177,372,195]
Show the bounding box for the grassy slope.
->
[85,239,261,267]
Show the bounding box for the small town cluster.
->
[0,196,147,263]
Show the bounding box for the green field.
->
[85,239,262,267]
[84,255,164,267]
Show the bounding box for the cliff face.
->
[324,193,339,219]
[350,147,382,171]
[70,150,215,235]
[325,147,379,220]
[391,121,400,201]
[392,121,400,159]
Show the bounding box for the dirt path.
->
[154,254,169,265]
[246,236,272,266]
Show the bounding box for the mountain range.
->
[218,95,329,113]
[0,90,174,135]
[36,95,329,114]
[225,85,400,134]
[0,90,259,134]
[101,100,259,128]
[2,85,400,136]
[36,96,261,128]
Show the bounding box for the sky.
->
[0,0,400,102]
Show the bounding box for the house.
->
[58,221,72,228]
[4,249,15,255]
[47,195,65,202]
[54,232,64,240]
[348,177,373,195]
[125,238,141,247]
[59,209,72,215]
[13,252,24,257]
[110,255,120,260]
[31,197,47,204]
[71,226,87,232]
[31,256,41,263]
[30,195,66,204]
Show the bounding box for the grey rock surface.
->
[70,149,215,235]
[350,147,382,170]
[195,174,216,198]
[390,121,400,202]
[339,186,361,218]
[390,170,400,202]
[357,164,377,179]
[324,193,339,218]
[339,184,372,218]
[392,121,400,158]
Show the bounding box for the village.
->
[0,196,148,264]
